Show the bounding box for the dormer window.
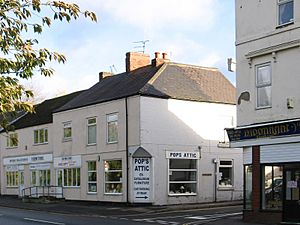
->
[278,0,294,26]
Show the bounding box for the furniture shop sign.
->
[133,158,151,203]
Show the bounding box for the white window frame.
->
[104,160,123,195]
[278,0,294,26]
[168,159,197,196]
[218,159,234,189]
[107,113,118,144]
[256,63,272,109]
[57,168,81,188]
[87,161,97,193]
[63,122,72,141]
[87,117,97,145]
[34,128,48,145]
[6,132,18,148]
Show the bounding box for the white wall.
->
[139,97,243,205]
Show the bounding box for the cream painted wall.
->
[139,97,243,205]
[0,124,54,195]
[236,0,300,126]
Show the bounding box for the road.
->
[0,205,257,225]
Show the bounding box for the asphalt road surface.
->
[0,205,262,225]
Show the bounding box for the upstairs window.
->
[87,118,96,145]
[6,133,18,148]
[63,122,72,140]
[278,0,294,26]
[256,63,272,108]
[107,113,118,144]
[34,128,48,144]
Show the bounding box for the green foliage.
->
[0,0,96,129]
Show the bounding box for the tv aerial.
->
[133,40,150,53]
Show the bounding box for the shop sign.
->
[54,155,81,168]
[3,154,53,166]
[226,120,300,142]
[30,163,51,170]
[133,158,151,203]
[5,165,19,172]
[166,151,199,159]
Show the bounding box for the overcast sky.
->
[24,0,236,99]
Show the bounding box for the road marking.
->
[24,217,65,225]
[135,214,192,221]
[186,212,242,220]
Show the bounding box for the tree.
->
[0,0,96,127]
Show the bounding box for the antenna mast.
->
[133,40,149,53]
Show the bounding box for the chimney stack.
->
[152,52,170,67]
[99,72,113,81]
[125,52,150,72]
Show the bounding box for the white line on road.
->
[186,212,242,220]
[24,217,65,225]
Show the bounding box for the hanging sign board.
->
[133,158,151,203]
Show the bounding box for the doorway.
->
[283,165,300,223]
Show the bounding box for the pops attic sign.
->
[133,158,151,203]
[226,120,300,142]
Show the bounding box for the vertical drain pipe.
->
[125,97,129,204]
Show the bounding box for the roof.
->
[10,91,84,130]
[56,62,235,113]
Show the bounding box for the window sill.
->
[276,21,294,29]
[33,143,48,146]
[87,143,97,147]
[63,186,80,188]
[63,138,72,142]
[104,193,123,196]
[6,186,18,188]
[6,146,18,149]
[87,192,97,195]
[168,193,197,196]
[107,141,118,145]
[255,105,272,110]
[218,186,234,191]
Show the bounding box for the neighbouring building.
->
[1,52,243,205]
[227,0,300,224]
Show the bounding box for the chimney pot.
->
[162,52,168,60]
[155,52,161,59]
[99,72,113,81]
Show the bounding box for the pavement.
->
[0,196,265,225]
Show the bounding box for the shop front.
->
[227,120,300,224]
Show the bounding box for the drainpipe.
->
[125,97,129,204]
[213,158,218,202]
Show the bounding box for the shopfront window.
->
[87,161,97,193]
[6,171,19,187]
[58,168,80,187]
[244,165,253,209]
[262,165,283,210]
[168,159,197,195]
[31,170,50,186]
[219,160,233,188]
[104,160,122,194]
